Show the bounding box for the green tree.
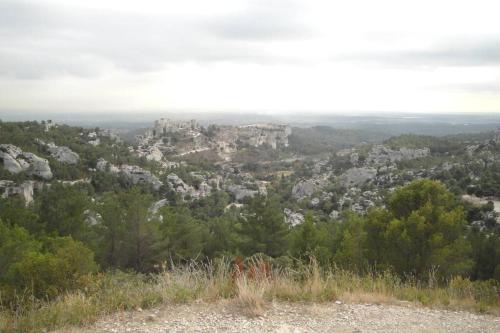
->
[36,183,91,239]
[289,213,332,264]
[204,215,240,258]
[468,229,500,281]
[95,192,126,268]
[364,208,391,268]
[239,196,289,257]
[0,197,41,234]
[334,214,367,272]
[156,207,207,262]
[384,180,473,278]
[119,188,158,271]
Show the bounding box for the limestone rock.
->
[152,118,200,137]
[88,138,100,146]
[227,185,259,201]
[96,158,108,172]
[46,143,80,164]
[166,173,190,193]
[310,197,320,207]
[84,209,101,226]
[329,210,340,219]
[366,145,429,166]
[120,165,162,191]
[0,144,27,173]
[236,124,292,149]
[283,208,305,227]
[137,145,163,161]
[292,179,322,200]
[0,144,52,180]
[24,153,53,180]
[96,158,120,173]
[1,152,26,173]
[149,199,169,215]
[0,180,37,204]
[339,167,377,187]
[350,152,359,165]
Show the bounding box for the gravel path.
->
[58,301,500,333]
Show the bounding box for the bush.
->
[0,219,97,301]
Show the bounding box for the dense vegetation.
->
[288,126,389,155]
[1,180,498,302]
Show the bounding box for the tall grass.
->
[1,259,498,332]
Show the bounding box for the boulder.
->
[339,167,377,187]
[46,143,80,165]
[0,180,36,204]
[366,145,429,166]
[1,153,26,173]
[284,208,305,227]
[23,153,53,179]
[0,144,52,180]
[329,210,340,219]
[310,197,320,207]
[166,173,191,193]
[227,185,258,201]
[96,158,120,173]
[121,164,162,190]
[292,179,321,200]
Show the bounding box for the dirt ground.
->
[57,300,500,333]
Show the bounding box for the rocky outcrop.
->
[165,173,213,200]
[329,210,340,219]
[236,124,292,149]
[0,180,40,204]
[142,119,292,161]
[152,118,200,138]
[310,197,320,207]
[95,158,120,173]
[24,153,53,179]
[166,173,191,193]
[339,167,377,187]
[284,208,305,227]
[292,178,323,200]
[46,143,80,164]
[96,158,163,191]
[227,185,259,201]
[137,145,163,162]
[149,199,169,215]
[366,145,430,166]
[88,138,100,146]
[0,145,29,173]
[84,209,101,226]
[120,165,163,191]
[0,144,53,180]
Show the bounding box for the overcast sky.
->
[1,0,500,114]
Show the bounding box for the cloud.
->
[439,81,500,94]
[0,0,312,79]
[205,0,312,41]
[342,38,500,68]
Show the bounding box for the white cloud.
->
[1,0,500,113]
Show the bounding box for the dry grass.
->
[1,259,498,332]
[235,276,268,317]
[341,291,397,304]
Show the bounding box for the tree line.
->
[1,179,498,304]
